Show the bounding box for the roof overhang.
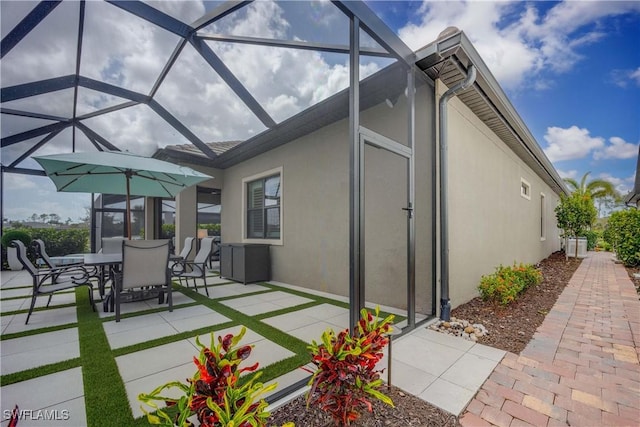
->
[415,30,569,196]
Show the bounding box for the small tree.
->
[555,192,597,259]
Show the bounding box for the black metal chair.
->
[12,240,95,324]
[172,237,214,296]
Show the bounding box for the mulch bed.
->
[452,251,582,354]
[267,251,582,426]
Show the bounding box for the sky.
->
[1,0,639,222]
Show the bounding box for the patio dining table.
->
[83,253,181,312]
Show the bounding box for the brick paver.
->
[460,252,640,426]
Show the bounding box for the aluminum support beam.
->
[197,33,392,58]
[76,101,139,121]
[406,67,416,328]
[191,1,251,31]
[106,1,192,38]
[78,77,149,103]
[148,39,187,98]
[1,108,69,123]
[75,122,120,151]
[1,75,76,103]
[1,1,62,59]
[0,167,47,177]
[348,16,364,334]
[71,0,86,152]
[9,129,65,168]
[147,100,218,159]
[333,1,415,67]
[1,121,71,147]
[190,35,276,129]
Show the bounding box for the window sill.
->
[242,238,283,246]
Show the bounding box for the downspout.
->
[439,64,476,321]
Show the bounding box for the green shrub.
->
[582,230,599,251]
[604,209,640,266]
[1,228,33,269]
[160,223,175,239]
[1,228,31,249]
[29,228,89,256]
[198,223,221,236]
[478,263,542,305]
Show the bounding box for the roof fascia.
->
[417,31,568,196]
[456,33,568,195]
[332,1,415,67]
[624,146,640,203]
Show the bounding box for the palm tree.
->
[564,171,620,200]
[564,172,621,218]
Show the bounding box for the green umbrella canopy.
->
[33,151,212,239]
[33,151,211,198]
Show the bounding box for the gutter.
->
[438,64,476,321]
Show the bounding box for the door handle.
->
[402,204,413,218]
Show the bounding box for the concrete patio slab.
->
[1,328,79,375]
[0,367,85,427]
[1,306,78,335]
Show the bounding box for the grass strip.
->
[1,302,77,317]
[1,322,77,341]
[76,287,133,427]
[0,357,81,386]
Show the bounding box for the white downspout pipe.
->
[439,65,476,321]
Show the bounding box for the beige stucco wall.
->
[222,119,350,296]
[439,81,562,309]
[221,83,435,315]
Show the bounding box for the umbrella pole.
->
[126,172,132,240]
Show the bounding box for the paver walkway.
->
[460,252,640,427]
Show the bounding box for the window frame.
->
[540,192,546,241]
[520,178,531,200]
[242,167,283,245]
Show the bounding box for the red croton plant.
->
[306,306,395,426]
[138,327,276,427]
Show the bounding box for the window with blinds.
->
[246,174,281,239]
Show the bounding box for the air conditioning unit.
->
[566,237,587,258]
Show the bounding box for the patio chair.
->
[32,239,98,285]
[101,236,125,254]
[115,239,171,322]
[171,236,214,296]
[171,237,195,284]
[33,239,83,268]
[11,240,95,324]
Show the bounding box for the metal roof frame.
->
[1,0,414,176]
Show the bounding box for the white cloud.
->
[594,137,639,160]
[556,169,577,180]
[543,126,604,162]
[598,172,635,194]
[610,67,640,88]
[397,0,640,91]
